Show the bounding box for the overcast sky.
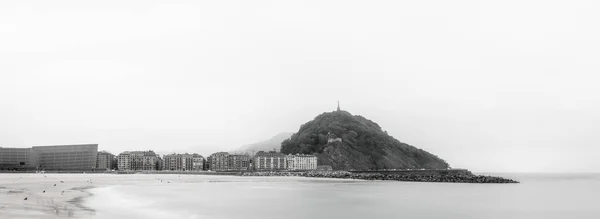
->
[1,0,599,173]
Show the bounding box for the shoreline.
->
[0,171,519,218]
[67,186,97,214]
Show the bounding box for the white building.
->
[254,151,287,171]
[286,154,317,170]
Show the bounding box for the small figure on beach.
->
[24,197,27,200]
[54,184,56,186]
[43,190,45,193]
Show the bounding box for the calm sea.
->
[86,173,600,219]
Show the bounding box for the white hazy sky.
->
[1,0,599,173]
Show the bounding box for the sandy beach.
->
[2,173,599,219]
[0,173,220,219]
[1,173,348,219]
[0,173,112,218]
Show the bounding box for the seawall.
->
[350,169,472,176]
[243,170,519,183]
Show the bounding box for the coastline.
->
[67,186,97,214]
[5,173,600,219]
[242,171,520,183]
[1,171,519,218]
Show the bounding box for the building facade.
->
[253,151,287,171]
[32,144,98,170]
[0,147,34,170]
[208,152,249,171]
[205,156,211,170]
[117,152,131,170]
[286,154,317,170]
[192,156,205,171]
[117,151,160,171]
[130,151,160,171]
[96,151,115,170]
[156,155,163,171]
[163,153,204,171]
[1,144,99,170]
[208,152,229,171]
[229,154,250,171]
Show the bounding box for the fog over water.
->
[1,1,600,172]
[86,173,600,219]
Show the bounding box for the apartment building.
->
[254,151,287,171]
[286,154,317,170]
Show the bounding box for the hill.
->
[280,110,450,170]
[233,132,293,155]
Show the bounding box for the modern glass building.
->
[32,144,98,170]
[0,147,34,170]
[1,144,99,170]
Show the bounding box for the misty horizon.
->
[2,1,599,173]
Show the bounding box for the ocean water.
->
[85,173,600,219]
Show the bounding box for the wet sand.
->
[0,173,215,219]
[0,174,87,218]
[0,173,116,218]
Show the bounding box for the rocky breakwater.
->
[242,171,519,183]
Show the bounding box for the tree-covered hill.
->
[281,110,449,170]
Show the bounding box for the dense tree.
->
[281,110,449,170]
